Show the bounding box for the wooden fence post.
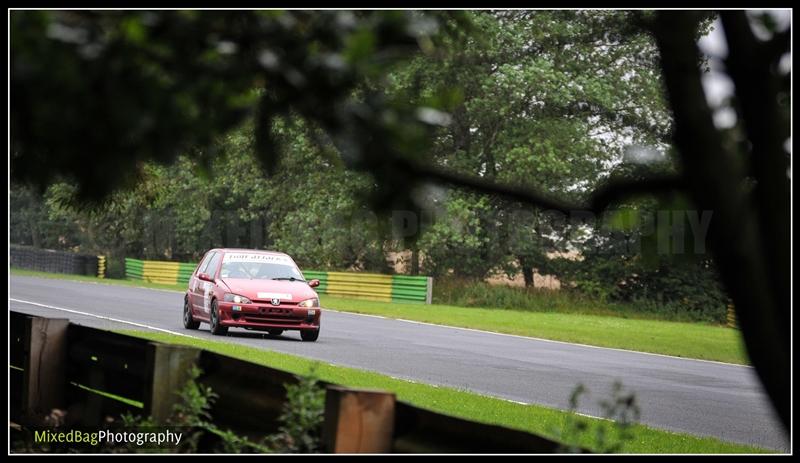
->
[144,342,201,423]
[22,316,69,424]
[322,386,396,453]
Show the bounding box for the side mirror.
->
[198,273,214,282]
[308,279,320,288]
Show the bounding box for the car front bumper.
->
[217,301,321,330]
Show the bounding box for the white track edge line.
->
[10,298,198,339]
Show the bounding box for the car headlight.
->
[224,293,252,304]
[298,298,319,308]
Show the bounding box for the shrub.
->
[267,364,326,453]
[553,382,640,453]
[432,275,727,323]
[15,364,328,454]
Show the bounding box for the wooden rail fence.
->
[10,310,570,453]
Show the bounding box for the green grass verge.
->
[10,268,748,364]
[10,268,186,291]
[118,330,768,454]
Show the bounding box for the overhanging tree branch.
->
[399,158,685,215]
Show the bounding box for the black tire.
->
[209,300,228,335]
[268,329,284,336]
[183,297,200,330]
[300,328,319,342]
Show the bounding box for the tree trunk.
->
[519,256,534,288]
[30,220,40,248]
[652,11,789,432]
[410,243,420,276]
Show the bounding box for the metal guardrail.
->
[10,310,569,453]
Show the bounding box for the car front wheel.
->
[183,298,200,330]
[209,300,228,336]
[300,328,319,342]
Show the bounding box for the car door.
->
[199,251,224,316]
[190,251,216,314]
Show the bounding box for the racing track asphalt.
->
[9,274,789,451]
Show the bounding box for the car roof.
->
[210,248,291,257]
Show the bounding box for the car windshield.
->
[220,260,304,281]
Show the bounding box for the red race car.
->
[183,248,322,341]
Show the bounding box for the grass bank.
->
[11,268,748,364]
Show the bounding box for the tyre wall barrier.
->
[124,258,433,304]
[10,245,100,277]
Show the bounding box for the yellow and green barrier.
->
[301,271,431,304]
[125,258,197,285]
[124,258,433,304]
[392,274,432,303]
[97,255,106,279]
[727,303,738,329]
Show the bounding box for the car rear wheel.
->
[183,298,200,330]
[209,300,228,335]
[268,329,283,336]
[300,328,319,342]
